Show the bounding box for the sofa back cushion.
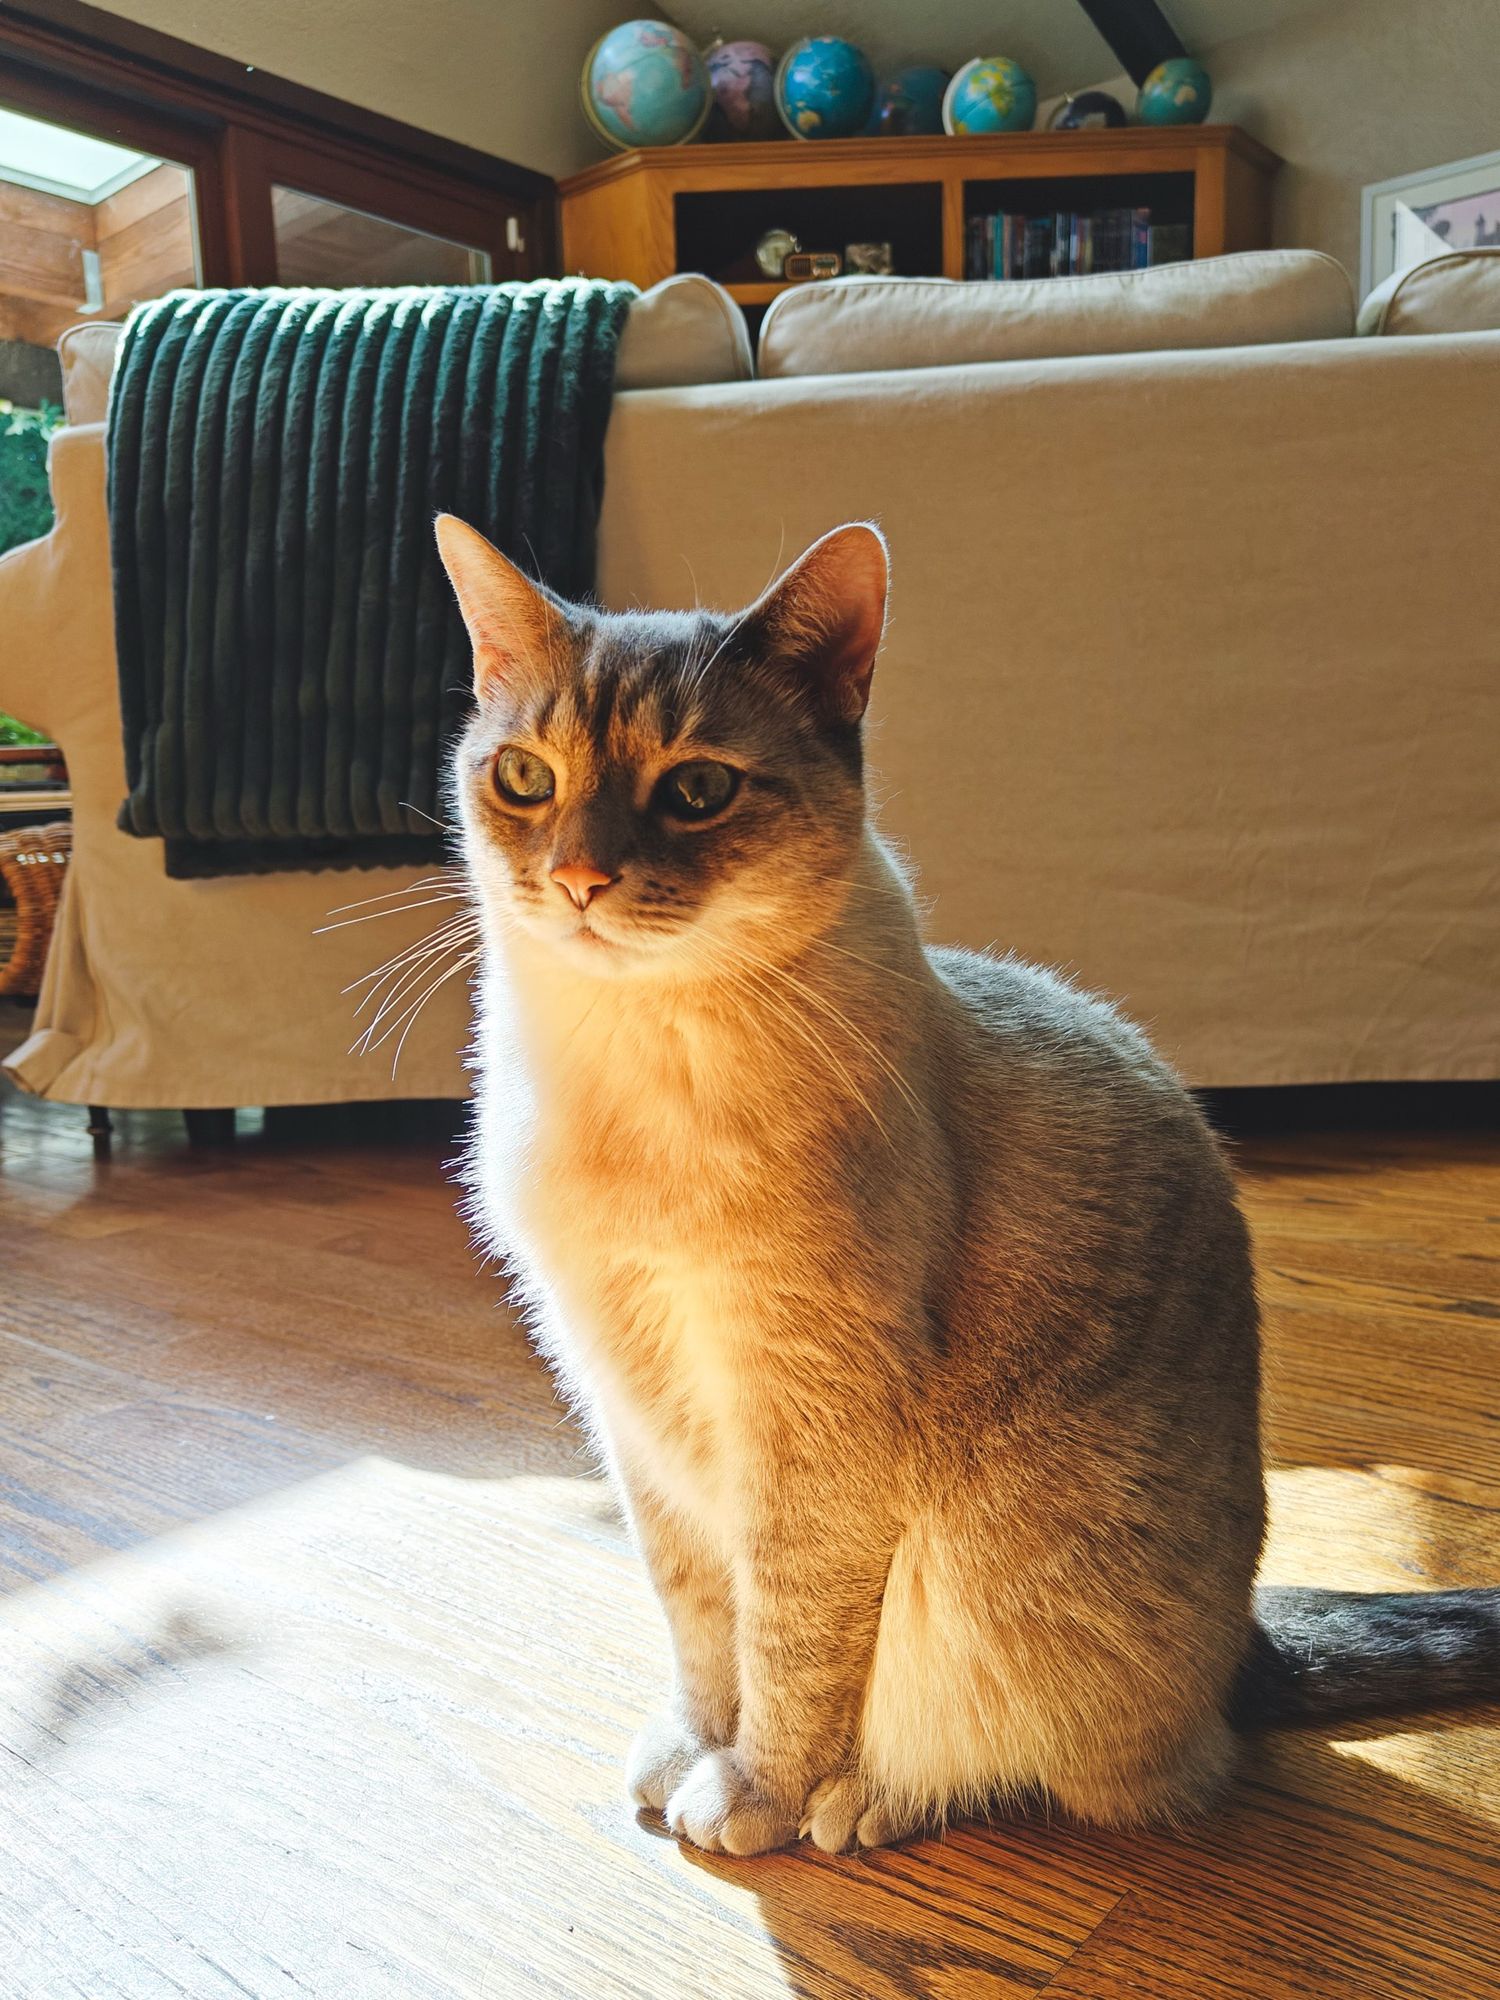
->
[1357,249,1500,336]
[56,278,753,424]
[757,251,1356,378]
[615,273,753,387]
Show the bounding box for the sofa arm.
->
[0,422,111,745]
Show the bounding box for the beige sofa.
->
[3,255,1498,1113]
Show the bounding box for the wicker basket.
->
[0,821,72,999]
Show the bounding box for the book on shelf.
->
[964,208,1191,281]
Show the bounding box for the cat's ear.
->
[747,522,889,726]
[434,513,568,699]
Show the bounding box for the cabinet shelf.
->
[558,128,1279,296]
[723,280,793,305]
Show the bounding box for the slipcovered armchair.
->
[0,323,469,1124]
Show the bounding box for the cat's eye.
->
[494,747,555,805]
[655,760,739,822]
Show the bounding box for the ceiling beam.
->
[1072,0,1188,87]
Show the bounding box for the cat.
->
[435,512,1499,1856]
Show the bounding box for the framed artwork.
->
[1362,148,1500,297]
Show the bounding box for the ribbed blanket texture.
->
[107,279,636,876]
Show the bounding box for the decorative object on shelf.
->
[704,38,780,141]
[783,251,842,282]
[844,240,894,275]
[866,64,950,137]
[1049,89,1128,131]
[774,35,875,140]
[0,739,66,790]
[943,58,1037,136]
[581,20,710,151]
[1136,57,1212,126]
[0,820,71,1000]
[755,227,801,278]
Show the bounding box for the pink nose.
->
[550,862,615,911]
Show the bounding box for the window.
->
[0,104,199,359]
[0,2,550,319]
[271,186,492,288]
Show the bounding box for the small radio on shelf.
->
[783,251,842,283]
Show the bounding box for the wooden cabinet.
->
[558,128,1279,307]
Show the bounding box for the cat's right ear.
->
[434,514,567,700]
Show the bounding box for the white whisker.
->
[388,952,481,1075]
[315,892,467,934]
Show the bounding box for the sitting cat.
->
[436,513,1498,1856]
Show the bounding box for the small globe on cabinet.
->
[1049,88,1128,131]
[942,57,1037,137]
[1136,57,1213,126]
[705,39,780,141]
[775,36,875,140]
[582,20,711,151]
[866,64,950,136]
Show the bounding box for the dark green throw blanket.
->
[108,279,636,876]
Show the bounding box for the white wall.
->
[103,0,620,179]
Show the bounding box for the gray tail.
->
[1231,1585,1500,1726]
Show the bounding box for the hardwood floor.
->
[1,1072,1496,2000]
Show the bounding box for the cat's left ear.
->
[434,513,569,699]
[748,522,889,726]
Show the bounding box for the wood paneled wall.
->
[0,162,195,355]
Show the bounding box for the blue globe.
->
[775,36,874,141]
[942,56,1037,136]
[1137,57,1213,125]
[582,20,710,151]
[866,64,950,137]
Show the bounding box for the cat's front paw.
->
[627,1709,707,1812]
[800,1769,923,1853]
[664,1750,799,1856]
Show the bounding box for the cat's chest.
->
[545,1228,755,1537]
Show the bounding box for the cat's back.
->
[921,942,1253,1349]
[927,944,1172,1098]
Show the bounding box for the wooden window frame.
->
[0,0,556,292]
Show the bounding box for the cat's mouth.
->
[549,909,687,972]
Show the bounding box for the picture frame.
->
[1361,147,1500,298]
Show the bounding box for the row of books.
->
[964,209,1192,281]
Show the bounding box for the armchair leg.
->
[86,1105,112,1159]
[184,1108,237,1147]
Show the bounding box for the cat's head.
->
[436,516,887,979]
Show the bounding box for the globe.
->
[582,20,711,151]
[1137,57,1213,126]
[942,56,1037,136]
[1049,88,1128,131]
[705,39,779,140]
[775,36,874,140]
[866,64,950,137]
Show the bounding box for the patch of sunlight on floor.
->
[1264,1463,1431,1592]
[0,1455,805,2000]
[1330,1721,1500,1828]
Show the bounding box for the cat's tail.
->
[1231,1585,1500,1726]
